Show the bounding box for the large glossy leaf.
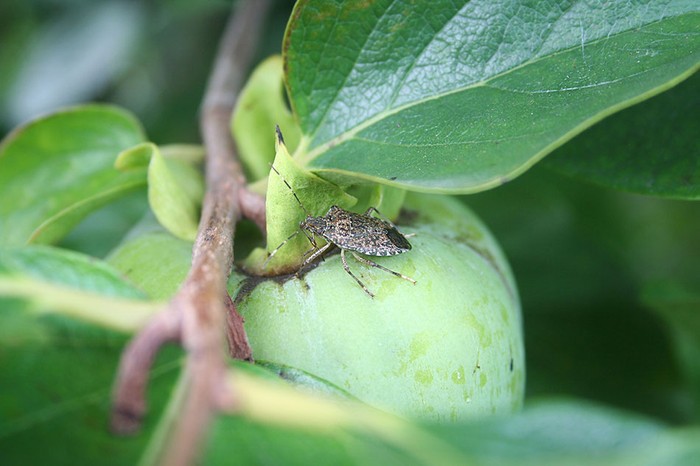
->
[0,105,147,247]
[545,71,700,199]
[284,1,700,192]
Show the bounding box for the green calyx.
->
[243,130,355,274]
[243,128,409,276]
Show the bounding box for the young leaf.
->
[0,105,146,246]
[232,55,302,181]
[147,145,203,241]
[284,1,700,192]
[114,141,155,170]
[117,143,204,242]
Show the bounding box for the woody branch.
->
[110,1,270,464]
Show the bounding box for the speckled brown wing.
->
[319,210,412,256]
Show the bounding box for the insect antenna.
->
[263,229,302,269]
[269,164,311,217]
[264,161,319,269]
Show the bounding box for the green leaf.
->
[0,304,181,466]
[232,55,302,182]
[0,245,181,466]
[284,1,700,192]
[0,245,160,333]
[147,145,203,241]
[159,144,205,165]
[431,400,700,465]
[116,143,205,170]
[202,367,700,466]
[0,104,147,246]
[117,142,204,241]
[107,226,194,300]
[545,71,700,199]
[114,141,154,170]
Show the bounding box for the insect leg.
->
[341,249,375,298]
[302,244,329,263]
[302,228,317,248]
[301,241,333,268]
[351,252,417,284]
[264,230,301,268]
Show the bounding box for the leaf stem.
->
[111,1,271,464]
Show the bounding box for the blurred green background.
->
[0,0,294,143]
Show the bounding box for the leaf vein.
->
[310,0,398,140]
[387,1,466,108]
[301,11,694,163]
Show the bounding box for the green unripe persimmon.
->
[236,193,525,422]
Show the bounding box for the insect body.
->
[304,205,412,256]
[266,165,416,298]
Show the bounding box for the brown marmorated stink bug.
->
[264,156,416,298]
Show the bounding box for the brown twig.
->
[239,186,267,235]
[110,310,182,433]
[111,1,271,464]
